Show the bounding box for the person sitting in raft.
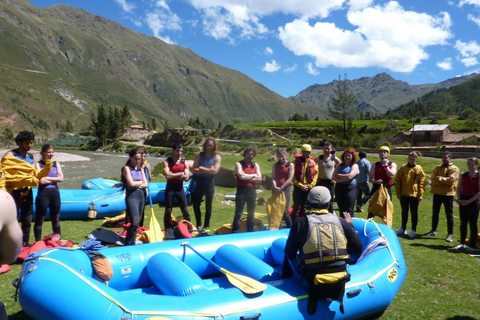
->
[122,148,148,245]
[163,143,191,230]
[283,186,362,315]
[34,144,64,241]
[231,146,262,233]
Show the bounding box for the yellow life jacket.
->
[300,210,349,268]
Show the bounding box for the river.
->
[28,149,164,189]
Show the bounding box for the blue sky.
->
[29,0,480,98]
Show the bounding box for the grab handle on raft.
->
[181,242,267,295]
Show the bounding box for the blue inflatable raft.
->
[30,179,192,220]
[17,219,406,319]
[82,178,192,206]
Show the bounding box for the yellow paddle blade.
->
[148,207,164,242]
[220,267,267,294]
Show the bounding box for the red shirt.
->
[236,161,257,187]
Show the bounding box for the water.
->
[51,150,164,189]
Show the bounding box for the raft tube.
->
[17,219,406,320]
[81,178,192,205]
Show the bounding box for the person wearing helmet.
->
[283,186,362,315]
[366,146,397,219]
[314,141,340,212]
[291,144,318,220]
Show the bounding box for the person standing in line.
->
[163,143,191,229]
[292,144,318,220]
[453,157,480,252]
[355,151,371,212]
[332,147,359,218]
[34,144,64,241]
[424,151,459,242]
[0,189,23,320]
[271,148,294,228]
[122,148,148,245]
[139,150,152,227]
[314,141,340,212]
[191,138,222,230]
[366,146,397,219]
[3,131,39,246]
[394,151,426,239]
[231,146,262,233]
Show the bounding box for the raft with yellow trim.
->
[17,218,406,320]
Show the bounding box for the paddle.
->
[181,242,267,295]
[145,167,164,242]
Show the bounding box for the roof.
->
[409,124,449,132]
[443,133,480,143]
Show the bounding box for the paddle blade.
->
[148,207,164,242]
[220,268,267,294]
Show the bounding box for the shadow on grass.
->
[9,311,31,320]
[409,242,453,251]
[447,317,478,320]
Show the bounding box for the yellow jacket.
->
[0,155,52,194]
[394,164,426,197]
[430,164,459,196]
[368,184,393,227]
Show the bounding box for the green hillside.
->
[0,0,313,139]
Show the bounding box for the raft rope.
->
[344,218,401,290]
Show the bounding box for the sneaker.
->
[395,228,406,235]
[445,234,453,242]
[452,244,466,250]
[408,230,416,239]
[424,231,437,236]
[356,205,364,212]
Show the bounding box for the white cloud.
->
[264,47,274,55]
[455,40,480,67]
[278,2,452,72]
[468,14,480,27]
[459,0,480,7]
[348,0,374,11]
[437,58,453,70]
[146,11,182,44]
[155,0,170,10]
[187,0,347,41]
[114,0,136,13]
[306,62,319,75]
[284,63,297,73]
[262,60,281,72]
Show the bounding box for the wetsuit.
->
[273,161,292,228]
[123,165,145,245]
[34,160,61,241]
[192,153,217,229]
[164,157,190,228]
[458,171,479,247]
[232,160,257,233]
[316,155,336,212]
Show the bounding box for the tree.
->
[108,107,122,140]
[95,104,109,146]
[151,118,157,130]
[328,74,359,139]
[121,105,132,133]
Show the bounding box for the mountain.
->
[291,72,478,115]
[388,73,480,118]
[0,0,311,137]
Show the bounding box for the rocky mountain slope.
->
[292,72,478,114]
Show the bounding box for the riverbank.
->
[0,149,90,162]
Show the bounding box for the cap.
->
[307,186,331,205]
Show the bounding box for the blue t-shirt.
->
[356,158,371,184]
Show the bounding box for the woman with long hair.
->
[34,144,63,241]
[122,148,148,245]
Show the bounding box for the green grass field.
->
[2,154,480,319]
